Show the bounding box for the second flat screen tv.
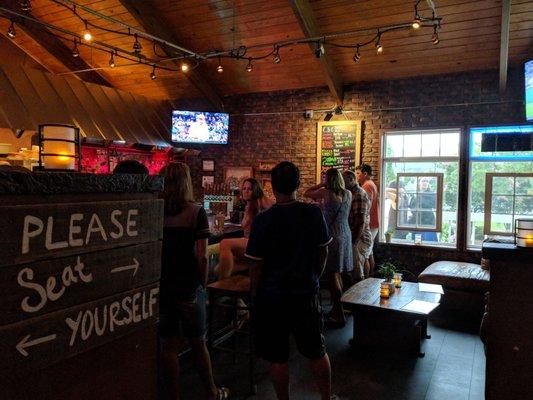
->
[171,110,229,144]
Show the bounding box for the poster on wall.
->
[316,120,362,183]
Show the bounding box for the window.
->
[467,126,533,248]
[396,173,443,231]
[484,173,533,236]
[381,129,460,247]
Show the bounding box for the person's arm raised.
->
[304,183,326,200]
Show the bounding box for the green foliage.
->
[378,260,397,281]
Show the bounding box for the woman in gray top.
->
[305,168,353,327]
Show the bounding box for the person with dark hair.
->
[245,161,335,400]
[355,163,380,277]
[113,159,149,174]
[305,168,353,327]
[214,178,273,279]
[159,162,229,400]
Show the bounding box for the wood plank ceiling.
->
[0,0,532,106]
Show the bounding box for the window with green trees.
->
[381,129,460,247]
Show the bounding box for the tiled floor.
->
[178,310,486,400]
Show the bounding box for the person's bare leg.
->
[368,253,375,277]
[160,337,181,400]
[328,273,345,323]
[190,338,219,399]
[309,354,332,400]
[269,362,290,400]
[214,238,248,280]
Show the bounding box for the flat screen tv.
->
[526,60,533,121]
[171,110,229,144]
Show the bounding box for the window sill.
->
[377,241,457,250]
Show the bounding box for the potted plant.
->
[384,228,394,243]
[378,260,397,294]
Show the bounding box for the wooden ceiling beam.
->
[499,0,511,93]
[1,1,111,87]
[290,0,344,106]
[118,0,224,111]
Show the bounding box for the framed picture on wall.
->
[224,166,253,189]
[202,175,214,188]
[261,178,274,200]
[202,159,215,172]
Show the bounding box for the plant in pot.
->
[384,228,395,243]
[378,260,397,294]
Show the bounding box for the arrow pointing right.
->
[110,258,139,277]
[16,333,57,357]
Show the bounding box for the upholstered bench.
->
[418,261,490,320]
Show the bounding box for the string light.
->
[375,32,383,54]
[431,25,439,45]
[108,51,116,68]
[82,20,92,41]
[7,20,16,38]
[315,41,324,58]
[246,58,253,72]
[273,46,281,64]
[217,56,223,73]
[72,39,79,57]
[352,45,361,62]
[180,62,189,72]
[412,17,421,29]
[19,0,31,12]
[132,33,142,54]
[150,65,156,80]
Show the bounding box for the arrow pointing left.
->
[16,334,57,357]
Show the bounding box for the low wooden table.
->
[341,278,442,357]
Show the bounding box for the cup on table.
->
[414,234,422,245]
[214,212,225,234]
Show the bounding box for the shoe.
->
[215,387,230,399]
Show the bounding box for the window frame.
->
[483,172,533,236]
[395,172,444,232]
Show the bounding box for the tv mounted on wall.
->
[526,60,533,122]
[171,110,229,144]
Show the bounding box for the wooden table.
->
[341,278,442,357]
[209,223,244,244]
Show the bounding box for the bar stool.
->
[207,275,256,394]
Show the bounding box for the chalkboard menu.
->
[316,120,362,183]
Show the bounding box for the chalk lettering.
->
[109,301,122,333]
[81,310,94,341]
[22,216,43,254]
[121,296,133,324]
[68,213,84,247]
[94,305,107,336]
[85,214,108,244]
[18,268,47,313]
[126,209,138,237]
[45,275,65,302]
[45,216,69,251]
[132,292,142,323]
[149,287,159,316]
[110,210,124,239]
[65,311,82,346]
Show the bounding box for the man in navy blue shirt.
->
[245,161,334,400]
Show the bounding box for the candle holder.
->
[414,234,422,245]
[37,124,81,172]
[515,219,533,248]
[380,281,390,298]
[393,272,403,288]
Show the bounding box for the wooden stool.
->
[207,275,256,394]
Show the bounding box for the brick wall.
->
[184,68,526,273]
[188,68,524,195]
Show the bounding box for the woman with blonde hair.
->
[159,162,229,400]
[214,178,273,279]
[305,168,353,327]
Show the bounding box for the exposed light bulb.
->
[273,46,281,64]
[72,40,79,57]
[150,65,157,80]
[315,42,324,58]
[133,33,142,54]
[412,18,421,29]
[375,35,383,54]
[431,26,440,45]
[82,20,92,41]
[109,52,116,68]
[181,62,189,72]
[20,0,31,12]
[246,58,253,72]
[7,21,16,39]
[217,64,223,73]
[352,45,361,62]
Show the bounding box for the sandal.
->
[215,387,230,400]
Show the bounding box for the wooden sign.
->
[316,120,362,183]
[0,199,163,267]
[0,242,161,326]
[0,283,159,373]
